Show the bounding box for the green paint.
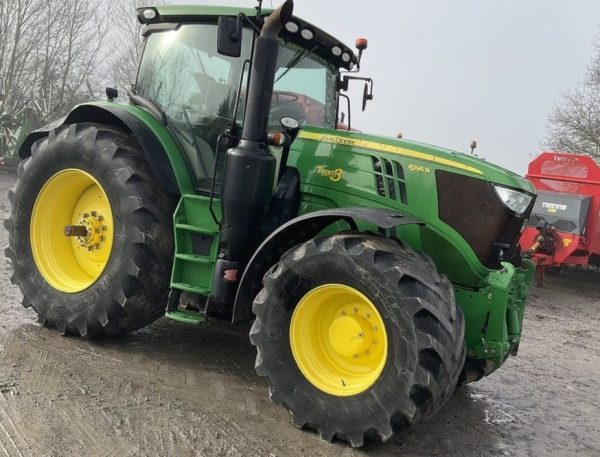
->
[456,260,533,367]
[165,310,205,324]
[288,126,533,287]
[85,101,196,194]
[171,194,220,295]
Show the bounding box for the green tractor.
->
[5,1,536,446]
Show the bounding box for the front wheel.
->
[250,233,465,447]
[5,123,175,336]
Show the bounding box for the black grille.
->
[372,157,407,204]
[436,170,530,268]
[553,220,578,232]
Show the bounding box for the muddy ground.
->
[0,169,599,457]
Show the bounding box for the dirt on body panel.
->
[1,170,599,456]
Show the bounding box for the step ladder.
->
[165,194,221,324]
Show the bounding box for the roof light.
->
[355,38,368,51]
[331,46,342,57]
[300,28,314,40]
[142,8,157,20]
[285,21,299,33]
[137,7,159,23]
[342,53,351,63]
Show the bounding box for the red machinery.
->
[519,152,600,285]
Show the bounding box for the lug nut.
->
[91,211,97,217]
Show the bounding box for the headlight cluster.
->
[493,185,533,216]
[285,21,352,64]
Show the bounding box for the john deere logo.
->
[316,166,343,182]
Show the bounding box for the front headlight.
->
[493,185,533,216]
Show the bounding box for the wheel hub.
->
[30,169,114,293]
[289,284,388,396]
[328,314,373,357]
[65,211,108,251]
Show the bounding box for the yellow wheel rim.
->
[290,284,388,396]
[30,169,114,293]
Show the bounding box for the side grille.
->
[436,170,529,268]
[372,157,407,204]
[554,220,578,232]
[529,214,578,233]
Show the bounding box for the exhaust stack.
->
[213,1,294,303]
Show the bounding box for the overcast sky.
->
[180,0,600,175]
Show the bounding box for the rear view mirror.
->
[217,16,242,57]
[362,82,373,111]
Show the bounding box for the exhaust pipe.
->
[213,1,294,304]
[241,0,294,141]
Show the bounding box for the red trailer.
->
[519,152,600,285]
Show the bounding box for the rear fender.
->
[232,208,423,322]
[18,102,195,195]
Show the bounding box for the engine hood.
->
[297,127,535,194]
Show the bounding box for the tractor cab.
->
[135,6,363,192]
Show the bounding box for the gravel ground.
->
[1,169,599,457]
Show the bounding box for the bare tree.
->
[545,42,600,159]
[0,0,112,161]
[107,0,171,91]
[0,0,44,158]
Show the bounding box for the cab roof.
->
[148,4,358,70]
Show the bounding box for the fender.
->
[232,207,423,322]
[18,102,195,195]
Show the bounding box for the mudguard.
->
[232,207,423,322]
[18,103,192,195]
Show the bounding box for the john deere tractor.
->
[5,1,536,446]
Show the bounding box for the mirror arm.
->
[338,93,351,130]
[240,12,262,35]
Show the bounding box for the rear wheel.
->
[250,233,465,447]
[4,123,175,336]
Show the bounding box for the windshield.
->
[137,24,252,191]
[269,43,337,128]
[136,24,337,192]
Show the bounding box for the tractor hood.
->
[297,127,534,194]
[292,126,536,283]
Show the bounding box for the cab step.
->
[165,309,205,325]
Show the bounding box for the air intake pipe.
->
[214,1,294,302]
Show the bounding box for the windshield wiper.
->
[274,44,320,83]
[126,88,167,125]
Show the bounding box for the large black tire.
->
[250,233,465,447]
[4,123,175,336]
